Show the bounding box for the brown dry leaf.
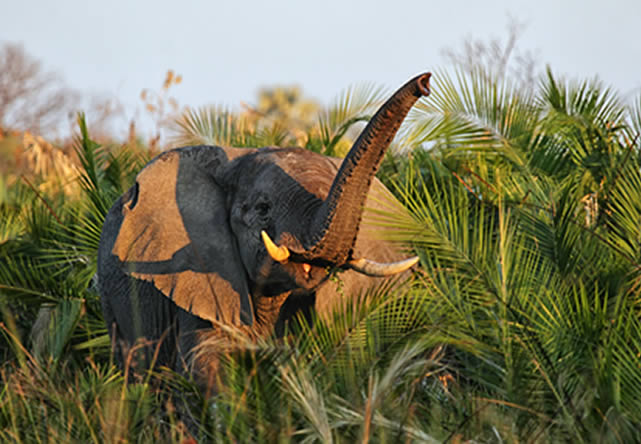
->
[163,70,174,89]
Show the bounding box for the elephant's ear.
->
[112,147,253,326]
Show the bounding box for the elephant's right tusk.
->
[347,256,419,277]
[261,230,290,263]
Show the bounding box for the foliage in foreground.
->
[1,66,641,442]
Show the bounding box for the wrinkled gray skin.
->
[97,73,431,383]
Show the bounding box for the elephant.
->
[97,72,431,384]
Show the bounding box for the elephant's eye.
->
[255,202,270,216]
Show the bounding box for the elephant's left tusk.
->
[261,230,290,263]
[347,256,419,277]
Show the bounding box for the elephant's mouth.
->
[254,257,334,296]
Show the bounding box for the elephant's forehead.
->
[255,149,338,198]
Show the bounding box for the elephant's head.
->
[106,73,431,328]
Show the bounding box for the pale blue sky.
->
[3,0,641,134]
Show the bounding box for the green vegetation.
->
[1,63,641,442]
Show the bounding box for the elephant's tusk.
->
[261,230,290,263]
[347,256,419,277]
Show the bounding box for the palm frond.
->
[171,106,259,148]
[317,83,387,156]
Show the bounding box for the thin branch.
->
[451,171,480,199]
[20,174,62,224]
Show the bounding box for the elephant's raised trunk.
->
[302,72,431,263]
